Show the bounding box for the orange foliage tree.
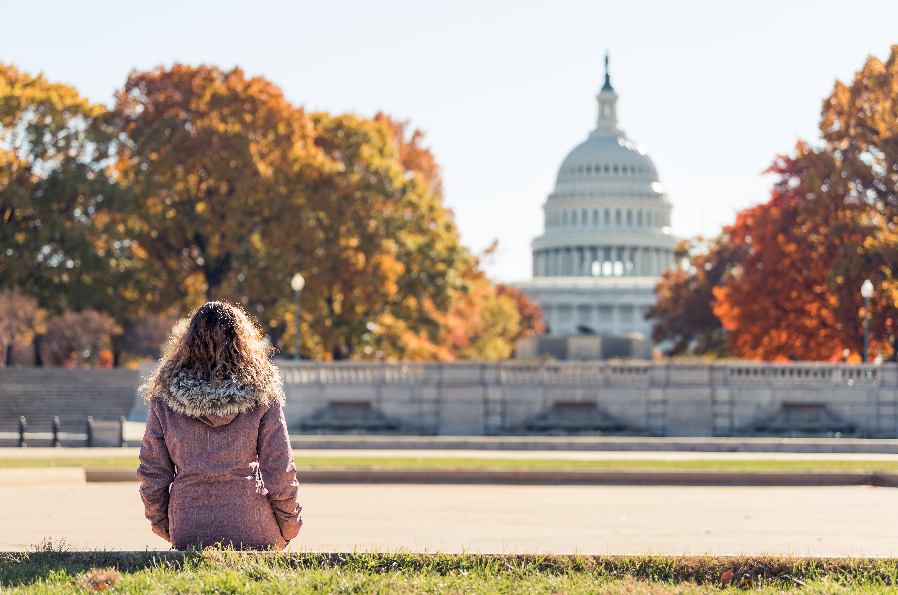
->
[267,112,470,360]
[819,46,898,359]
[273,114,537,360]
[108,64,317,312]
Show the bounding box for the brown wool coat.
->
[138,374,301,550]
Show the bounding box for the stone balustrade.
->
[278,361,898,438]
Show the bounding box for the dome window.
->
[622,165,628,173]
[586,165,592,173]
[563,211,568,226]
[591,261,601,276]
[637,211,643,226]
[613,165,619,173]
[615,209,622,226]
[595,164,601,174]
[578,166,584,174]
[571,210,577,226]
[582,209,588,226]
[627,210,633,226]
[604,209,611,225]
[604,165,610,173]
[592,209,599,225]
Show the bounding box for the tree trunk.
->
[268,322,286,355]
[33,335,43,366]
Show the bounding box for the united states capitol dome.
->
[555,136,660,193]
[530,55,675,280]
[515,55,677,340]
[550,61,665,201]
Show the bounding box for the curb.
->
[288,435,898,454]
[85,468,139,482]
[83,467,898,486]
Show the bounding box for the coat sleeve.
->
[257,401,302,541]
[137,402,175,542]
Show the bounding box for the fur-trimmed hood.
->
[157,370,285,420]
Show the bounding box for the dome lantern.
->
[593,53,620,138]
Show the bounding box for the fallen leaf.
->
[77,568,120,592]
[720,569,734,585]
[737,578,753,589]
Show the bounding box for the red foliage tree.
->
[648,237,735,357]
[654,47,898,362]
[711,147,868,360]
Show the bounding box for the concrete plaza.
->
[1,468,896,556]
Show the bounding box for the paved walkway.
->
[1,470,896,556]
[6,447,898,461]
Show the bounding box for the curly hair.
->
[140,301,281,405]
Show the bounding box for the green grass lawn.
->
[4,548,898,594]
[3,455,898,472]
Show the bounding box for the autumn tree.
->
[108,64,317,314]
[374,112,443,198]
[819,45,898,360]
[0,62,537,363]
[711,147,867,360]
[659,47,898,361]
[0,287,46,365]
[647,237,734,357]
[119,313,175,361]
[42,309,122,367]
[265,113,479,360]
[711,47,898,361]
[496,283,545,341]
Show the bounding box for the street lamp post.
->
[861,279,873,364]
[290,273,305,361]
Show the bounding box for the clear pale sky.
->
[3,0,896,281]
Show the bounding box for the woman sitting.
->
[138,301,301,550]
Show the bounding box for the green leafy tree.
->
[0,62,144,322]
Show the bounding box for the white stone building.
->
[514,57,676,337]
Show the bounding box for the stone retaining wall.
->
[3,362,896,440]
[0,367,140,446]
